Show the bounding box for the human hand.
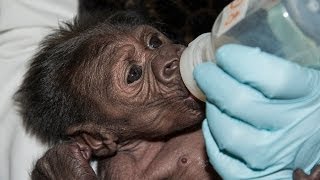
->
[31,141,97,180]
[194,44,320,179]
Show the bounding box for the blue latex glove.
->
[194,44,320,179]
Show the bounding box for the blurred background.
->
[79,0,233,44]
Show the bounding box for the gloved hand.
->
[194,44,320,179]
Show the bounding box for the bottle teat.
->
[179,33,214,102]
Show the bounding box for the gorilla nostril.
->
[164,60,178,75]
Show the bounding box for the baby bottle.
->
[180,0,320,101]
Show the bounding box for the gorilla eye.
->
[127,65,142,84]
[148,35,162,49]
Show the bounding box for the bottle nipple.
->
[179,33,214,102]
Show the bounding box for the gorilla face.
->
[95,25,205,139]
[16,14,204,144]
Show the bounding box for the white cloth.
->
[0,0,78,179]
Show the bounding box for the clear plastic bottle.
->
[180,0,320,101]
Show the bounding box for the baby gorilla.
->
[15,11,219,179]
[16,11,320,180]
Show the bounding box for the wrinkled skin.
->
[98,130,217,179]
[33,130,219,180]
[32,141,97,180]
[65,24,206,142]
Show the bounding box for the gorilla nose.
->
[152,44,185,84]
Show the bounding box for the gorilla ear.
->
[81,133,117,157]
[67,123,118,157]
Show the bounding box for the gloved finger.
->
[205,102,277,170]
[215,44,314,99]
[202,120,268,179]
[194,62,297,129]
[203,120,293,179]
[202,120,253,179]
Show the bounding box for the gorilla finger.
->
[310,164,320,179]
[293,169,308,180]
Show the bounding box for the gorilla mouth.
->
[184,91,205,111]
[176,77,204,111]
[175,53,204,112]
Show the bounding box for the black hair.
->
[15,11,149,145]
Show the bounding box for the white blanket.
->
[0,1,77,179]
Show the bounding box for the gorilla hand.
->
[294,165,320,180]
[32,141,97,180]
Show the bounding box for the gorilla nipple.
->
[181,157,188,164]
[178,155,190,167]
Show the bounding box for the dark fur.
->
[15,11,151,145]
[78,0,232,44]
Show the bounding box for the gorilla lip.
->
[185,91,204,111]
[177,57,204,111]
